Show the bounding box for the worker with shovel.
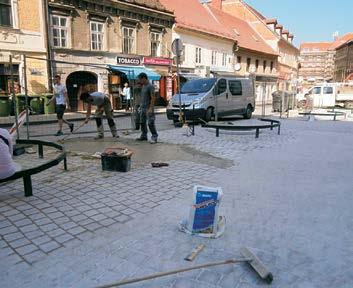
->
[80,91,119,139]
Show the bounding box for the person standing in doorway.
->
[48,75,74,136]
[136,73,158,144]
[122,82,131,111]
[80,91,118,139]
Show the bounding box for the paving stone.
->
[78,218,95,226]
[19,224,38,233]
[84,210,99,217]
[14,218,33,227]
[46,228,66,238]
[114,215,131,223]
[0,220,12,229]
[47,211,65,220]
[39,241,61,253]
[197,270,222,286]
[84,223,102,231]
[15,244,38,256]
[71,214,88,222]
[99,218,116,227]
[67,226,85,236]
[25,229,45,240]
[0,246,13,258]
[90,214,107,221]
[53,216,71,224]
[76,231,95,241]
[22,250,46,264]
[34,217,52,226]
[0,225,19,235]
[40,223,59,232]
[32,235,52,246]
[7,213,26,222]
[55,234,75,244]
[60,222,78,230]
[28,213,46,221]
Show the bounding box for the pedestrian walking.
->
[136,73,158,144]
[122,82,131,111]
[80,91,118,139]
[47,75,74,136]
[0,128,21,179]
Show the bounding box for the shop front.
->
[107,55,161,110]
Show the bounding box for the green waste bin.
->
[29,95,44,115]
[0,95,11,117]
[15,94,29,116]
[42,93,55,114]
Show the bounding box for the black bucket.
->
[101,148,132,172]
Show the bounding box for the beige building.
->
[48,0,174,110]
[332,33,353,82]
[0,0,49,96]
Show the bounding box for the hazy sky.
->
[245,0,353,46]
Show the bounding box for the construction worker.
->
[80,91,118,139]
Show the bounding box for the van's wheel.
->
[205,107,214,122]
[243,105,253,119]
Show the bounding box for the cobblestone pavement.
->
[1,116,353,287]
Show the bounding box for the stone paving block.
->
[76,231,95,241]
[0,225,19,235]
[71,214,88,222]
[78,218,95,226]
[33,217,52,226]
[2,209,20,217]
[53,216,71,225]
[25,229,45,240]
[84,222,102,231]
[90,214,107,222]
[40,223,59,232]
[60,221,78,230]
[0,246,14,258]
[42,207,57,214]
[99,218,116,227]
[65,210,81,217]
[13,218,32,227]
[47,211,65,220]
[19,224,39,233]
[28,213,46,221]
[55,233,75,244]
[121,208,135,215]
[7,213,27,222]
[22,250,47,264]
[39,241,61,253]
[67,226,85,236]
[32,235,52,246]
[22,208,40,216]
[114,214,131,223]
[0,220,12,229]
[15,244,38,256]
[84,209,100,217]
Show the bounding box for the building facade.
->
[221,0,299,93]
[0,0,49,96]
[334,40,353,82]
[298,42,334,87]
[48,0,174,110]
[160,0,278,105]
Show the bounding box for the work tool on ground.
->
[95,246,273,288]
[184,244,205,261]
[58,121,86,143]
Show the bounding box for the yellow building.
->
[0,0,49,95]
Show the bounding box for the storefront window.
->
[0,63,19,95]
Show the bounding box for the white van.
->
[304,84,336,108]
[166,77,255,123]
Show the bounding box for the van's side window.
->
[312,87,321,94]
[216,79,227,94]
[323,87,333,94]
[229,80,242,96]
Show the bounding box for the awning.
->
[107,65,161,81]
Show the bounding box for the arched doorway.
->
[66,71,97,111]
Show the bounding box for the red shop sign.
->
[143,57,172,66]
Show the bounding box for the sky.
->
[245,0,353,46]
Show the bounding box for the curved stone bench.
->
[204,118,281,138]
[0,139,67,197]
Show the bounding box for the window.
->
[263,60,267,73]
[51,15,68,48]
[229,80,242,96]
[122,26,135,54]
[216,79,227,94]
[323,87,333,94]
[211,51,217,66]
[246,58,251,72]
[255,59,259,72]
[0,0,12,26]
[312,87,321,94]
[151,32,161,57]
[222,53,227,66]
[270,61,274,72]
[90,21,104,51]
[195,47,202,64]
[237,56,241,64]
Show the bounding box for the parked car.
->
[166,77,255,123]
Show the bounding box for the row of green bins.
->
[0,95,11,117]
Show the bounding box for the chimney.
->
[265,19,277,31]
[288,34,294,44]
[282,30,289,41]
[275,24,283,36]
